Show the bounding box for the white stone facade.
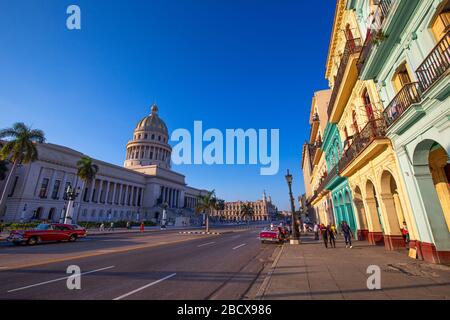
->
[215,193,278,221]
[0,105,208,225]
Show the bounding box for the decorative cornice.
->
[326,0,346,79]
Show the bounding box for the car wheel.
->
[27,237,39,246]
[68,234,77,242]
[12,241,22,246]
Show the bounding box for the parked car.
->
[7,223,87,245]
[259,225,289,244]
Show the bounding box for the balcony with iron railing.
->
[358,0,394,74]
[327,38,363,122]
[316,162,340,195]
[383,82,421,128]
[416,30,450,93]
[338,118,388,176]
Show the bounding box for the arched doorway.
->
[365,180,384,245]
[338,192,346,226]
[35,207,44,220]
[48,208,56,222]
[344,190,356,232]
[353,186,369,240]
[413,140,450,262]
[379,171,406,250]
[333,195,341,227]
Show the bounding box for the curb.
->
[255,244,285,300]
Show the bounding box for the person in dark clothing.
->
[327,225,336,248]
[321,225,329,248]
[341,221,353,248]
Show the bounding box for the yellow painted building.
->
[324,1,419,251]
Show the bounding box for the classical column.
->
[124,185,130,206]
[129,186,135,206]
[97,180,104,203]
[364,198,384,245]
[168,188,172,207]
[111,183,117,204]
[138,188,143,207]
[48,169,57,199]
[379,193,404,250]
[104,181,110,204]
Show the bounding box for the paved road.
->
[0,227,277,300]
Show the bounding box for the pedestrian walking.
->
[327,225,336,248]
[99,222,105,232]
[313,223,319,240]
[341,221,353,248]
[126,221,131,230]
[331,224,338,239]
[401,221,410,245]
[140,221,145,233]
[109,221,115,231]
[321,225,329,248]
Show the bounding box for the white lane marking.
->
[113,273,177,300]
[197,242,216,247]
[7,266,115,293]
[231,235,241,239]
[232,243,247,250]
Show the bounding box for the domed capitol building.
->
[0,105,208,225]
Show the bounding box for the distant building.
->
[0,104,208,225]
[215,192,278,221]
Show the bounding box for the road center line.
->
[113,273,177,300]
[232,243,247,250]
[7,265,115,293]
[197,242,216,247]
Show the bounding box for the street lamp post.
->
[161,202,168,229]
[285,169,300,244]
[63,185,80,224]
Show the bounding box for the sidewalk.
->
[252,234,450,300]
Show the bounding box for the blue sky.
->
[0,0,334,210]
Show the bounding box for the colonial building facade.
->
[0,105,208,226]
[215,193,278,222]
[303,0,450,264]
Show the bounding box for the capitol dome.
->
[135,104,169,136]
[124,104,172,169]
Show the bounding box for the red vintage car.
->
[7,223,87,245]
[259,225,289,244]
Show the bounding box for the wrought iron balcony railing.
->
[327,38,363,118]
[357,0,394,73]
[317,163,339,194]
[312,112,320,122]
[383,82,421,128]
[416,30,450,93]
[338,119,387,172]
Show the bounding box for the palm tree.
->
[76,156,99,187]
[75,156,99,217]
[0,123,45,213]
[195,190,223,233]
[240,203,255,224]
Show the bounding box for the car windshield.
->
[35,224,51,230]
